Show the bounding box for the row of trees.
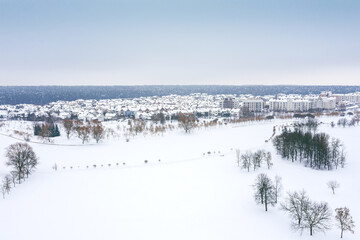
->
[335,117,359,128]
[236,149,272,172]
[1,143,38,198]
[62,119,105,143]
[273,128,346,170]
[253,174,355,238]
[293,118,319,133]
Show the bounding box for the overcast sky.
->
[0,0,359,86]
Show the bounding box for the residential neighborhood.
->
[1,91,359,122]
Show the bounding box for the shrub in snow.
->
[327,181,340,195]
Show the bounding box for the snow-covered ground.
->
[0,117,358,240]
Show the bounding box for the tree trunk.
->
[310,226,312,236]
[264,191,268,211]
[341,229,343,238]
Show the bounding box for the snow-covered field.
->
[0,117,358,240]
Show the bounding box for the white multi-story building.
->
[268,99,288,112]
[307,97,336,110]
[333,92,360,104]
[269,99,311,112]
[288,99,311,112]
[242,99,264,112]
[219,98,239,109]
[269,97,335,112]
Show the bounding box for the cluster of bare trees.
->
[336,117,359,127]
[1,142,38,199]
[124,119,176,140]
[62,119,105,144]
[281,190,332,236]
[252,173,355,238]
[236,149,272,172]
[293,118,319,133]
[253,173,282,211]
[13,130,31,142]
[151,112,166,124]
[124,113,276,135]
[280,190,355,237]
[129,119,145,135]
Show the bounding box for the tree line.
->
[62,119,105,144]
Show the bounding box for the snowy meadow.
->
[0,117,359,240]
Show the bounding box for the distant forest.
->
[0,85,360,105]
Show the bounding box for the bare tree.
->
[253,173,276,211]
[235,149,241,167]
[90,120,105,143]
[331,138,340,168]
[281,190,310,229]
[6,143,38,183]
[241,151,252,172]
[73,120,84,137]
[39,123,52,142]
[1,175,12,198]
[353,112,360,125]
[1,184,6,199]
[76,125,91,144]
[253,150,265,171]
[327,181,340,195]
[178,113,197,133]
[302,201,332,236]
[132,119,145,135]
[335,207,355,238]
[266,152,273,169]
[340,149,346,168]
[62,119,74,139]
[10,171,17,187]
[274,175,282,203]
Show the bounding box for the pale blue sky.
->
[0,0,359,85]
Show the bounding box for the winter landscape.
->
[1,0,359,239]
[0,96,359,239]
